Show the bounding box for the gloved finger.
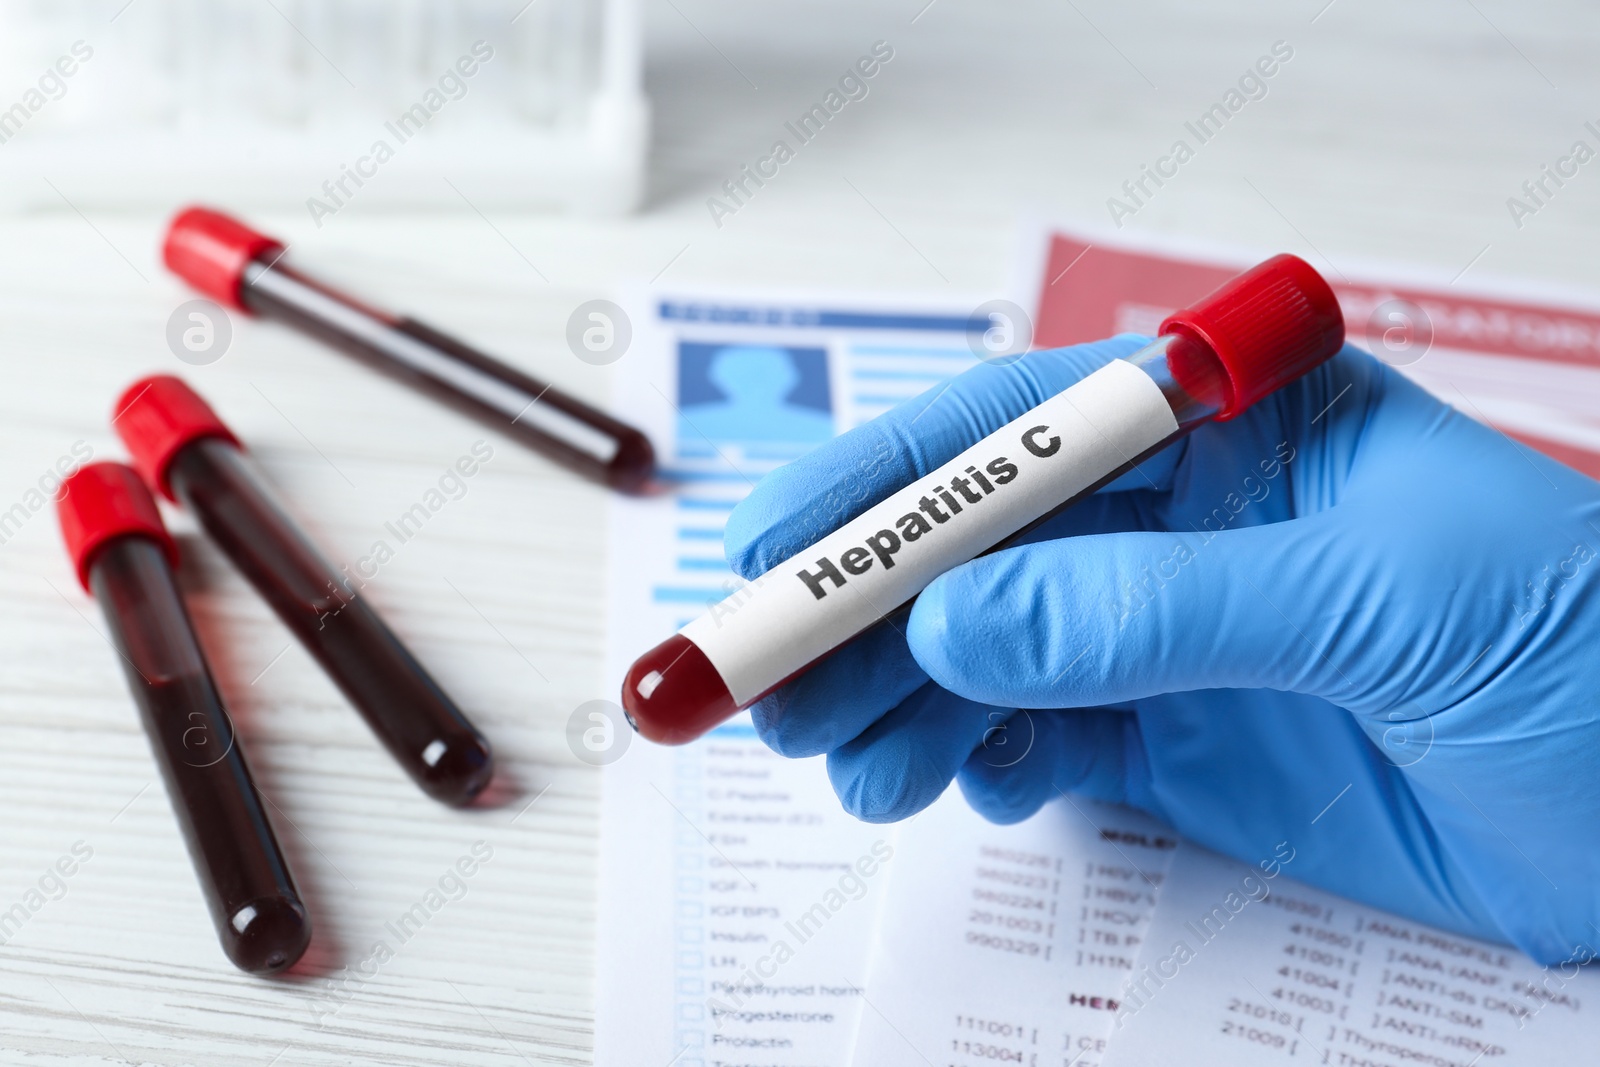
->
[907,514,1360,710]
[726,335,1167,579]
[750,620,927,757]
[826,684,999,823]
[956,707,1148,824]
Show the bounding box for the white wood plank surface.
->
[1,1,1597,1063]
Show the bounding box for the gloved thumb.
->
[906,515,1364,711]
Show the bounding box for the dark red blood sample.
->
[116,377,493,806]
[59,463,310,975]
[161,205,656,493]
[621,634,736,745]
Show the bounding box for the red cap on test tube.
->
[163,207,285,311]
[114,374,240,499]
[58,463,311,974]
[1160,253,1343,420]
[622,255,1345,745]
[115,375,495,806]
[59,462,178,589]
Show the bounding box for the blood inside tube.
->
[393,316,657,492]
[166,439,493,805]
[91,537,310,974]
[238,260,656,492]
[305,596,494,800]
[623,634,736,745]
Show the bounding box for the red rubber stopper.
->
[57,462,179,591]
[114,375,241,500]
[1160,254,1344,420]
[163,206,283,312]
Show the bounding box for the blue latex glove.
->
[724,335,1600,965]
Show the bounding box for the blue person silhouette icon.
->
[678,344,834,445]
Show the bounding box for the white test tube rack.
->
[0,0,648,215]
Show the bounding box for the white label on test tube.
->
[682,359,1179,705]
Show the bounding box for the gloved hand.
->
[724,334,1600,965]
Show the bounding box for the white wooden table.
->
[0,1,1595,1063]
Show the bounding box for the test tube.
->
[57,463,311,974]
[622,255,1345,744]
[160,206,656,493]
[115,375,494,806]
